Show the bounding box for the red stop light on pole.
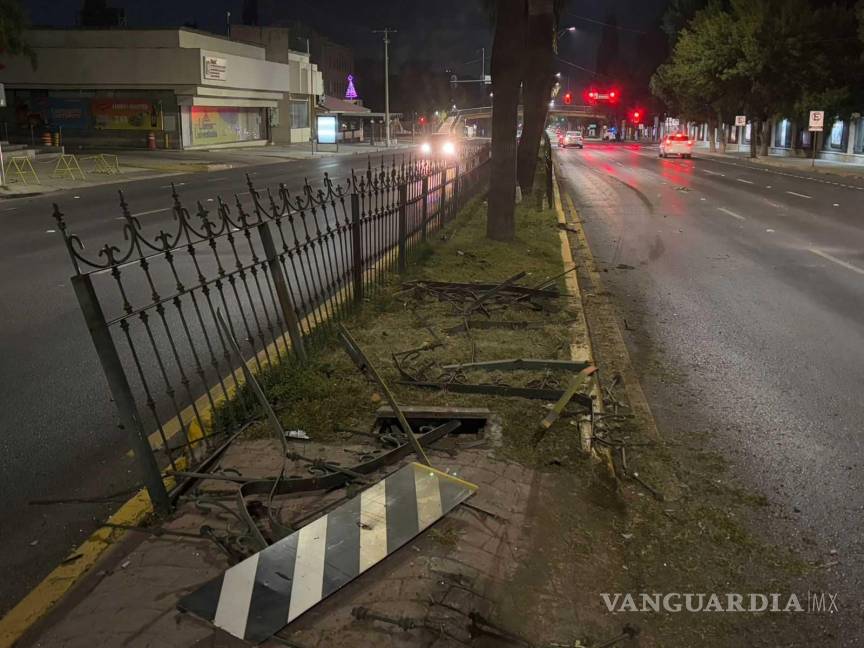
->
[563,92,572,105]
[631,110,642,123]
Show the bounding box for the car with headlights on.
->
[419,134,460,158]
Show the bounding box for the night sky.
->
[20,0,670,79]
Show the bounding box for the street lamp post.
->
[373,28,397,147]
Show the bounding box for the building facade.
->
[0,28,322,149]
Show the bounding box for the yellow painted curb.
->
[551,161,606,455]
[0,465,181,648]
[1,177,459,647]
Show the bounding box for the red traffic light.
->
[419,116,426,124]
[632,110,641,122]
[563,92,573,105]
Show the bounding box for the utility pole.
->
[372,28,396,147]
[226,11,231,37]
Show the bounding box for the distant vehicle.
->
[660,132,694,158]
[561,131,584,148]
[420,133,460,158]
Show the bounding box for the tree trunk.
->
[708,117,717,153]
[759,119,770,156]
[487,0,526,241]
[516,0,554,192]
[749,119,758,158]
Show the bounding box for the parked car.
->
[561,131,584,148]
[660,132,694,158]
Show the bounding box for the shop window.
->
[289,100,309,129]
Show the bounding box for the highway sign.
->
[808,110,824,132]
[735,115,746,127]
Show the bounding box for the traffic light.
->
[419,116,426,125]
[563,92,572,105]
[608,89,619,103]
[631,109,642,123]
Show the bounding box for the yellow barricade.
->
[4,157,40,185]
[51,154,86,181]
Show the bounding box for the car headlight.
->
[421,142,431,154]
[442,141,455,155]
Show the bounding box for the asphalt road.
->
[557,141,864,621]
[0,150,410,614]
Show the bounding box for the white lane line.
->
[810,248,864,275]
[718,207,745,221]
[736,178,754,184]
[159,182,186,189]
[1,207,18,212]
[131,207,171,217]
[786,191,812,199]
[702,169,725,176]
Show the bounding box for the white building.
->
[0,28,323,149]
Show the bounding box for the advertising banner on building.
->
[48,98,90,129]
[92,99,160,130]
[191,106,241,144]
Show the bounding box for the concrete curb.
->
[551,157,661,451]
[550,160,615,474]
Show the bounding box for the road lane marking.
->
[736,178,754,184]
[160,182,186,188]
[786,191,812,199]
[718,207,745,221]
[702,169,725,176]
[810,248,864,275]
[833,203,840,207]
[131,207,171,217]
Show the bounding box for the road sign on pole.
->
[808,110,824,132]
[734,115,746,127]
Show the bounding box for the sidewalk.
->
[4,165,611,648]
[692,146,864,182]
[0,141,416,199]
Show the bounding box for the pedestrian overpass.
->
[439,105,609,134]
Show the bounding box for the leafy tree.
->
[650,4,743,151]
[0,0,35,68]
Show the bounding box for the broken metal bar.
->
[443,319,578,334]
[440,358,591,372]
[399,380,593,407]
[463,271,527,315]
[403,279,560,298]
[170,420,461,494]
[338,324,431,466]
[216,309,289,456]
[539,366,597,431]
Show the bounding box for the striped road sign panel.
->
[178,462,477,643]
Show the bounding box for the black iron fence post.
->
[397,182,408,274]
[351,192,363,305]
[257,222,307,362]
[71,273,171,514]
[420,175,429,242]
[453,162,461,213]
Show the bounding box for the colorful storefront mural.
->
[92,99,160,130]
[190,106,263,145]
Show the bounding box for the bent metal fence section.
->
[54,145,490,512]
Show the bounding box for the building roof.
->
[320,95,371,114]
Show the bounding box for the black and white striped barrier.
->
[179,461,477,643]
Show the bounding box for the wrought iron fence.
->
[54,144,490,512]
